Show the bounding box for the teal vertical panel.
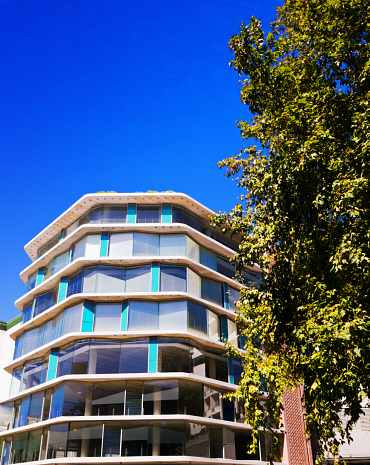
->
[161,205,172,223]
[35,269,44,287]
[127,205,137,223]
[121,302,128,331]
[224,285,229,310]
[148,338,158,373]
[221,317,228,341]
[67,249,72,264]
[228,356,234,384]
[100,234,109,257]
[151,264,159,292]
[81,302,94,332]
[59,230,64,242]
[57,279,68,303]
[47,349,59,381]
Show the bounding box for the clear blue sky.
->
[1,0,280,321]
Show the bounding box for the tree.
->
[212,0,370,461]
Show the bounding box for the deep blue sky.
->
[1,0,280,321]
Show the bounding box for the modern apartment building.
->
[0,192,281,465]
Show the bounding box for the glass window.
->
[125,381,142,415]
[126,265,151,292]
[120,340,148,374]
[232,358,243,385]
[96,266,125,293]
[102,423,121,457]
[27,273,37,290]
[82,267,98,293]
[13,337,23,360]
[25,429,42,462]
[52,251,69,275]
[9,368,22,397]
[50,384,65,419]
[27,392,43,424]
[21,328,38,355]
[62,303,82,336]
[89,341,121,374]
[172,206,202,232]
[63,383,90,416]
[200,247,217,271]
[92,381,124,416]
[186,422,208,457]
[21,303,33,325]
[143,380,178,415]
[88,206,104,224]
[158,340,191,373]
[217,257,235,279]
[51,312,63,340]
[84,234,101,258]
[47,423,68,459]
[201,278,223,307]
[228,287,240,312]
[136,205,160,223]
[160,234,186,256]
[67,422,103,457]
[133,233,159,256]
[33,289,57,317]
[11,431,28,463]
[94,303,122,332]
[158,301,187,331]
[121,422,148,456]
[160,266,187,292]
[71,237,86,261]
[102,206,127,223]
[109,233,133,257]
[17,396,30,427]
[188,301,208,336]
[155,420,186,455]
[128,302,158,331]
[2,441,11,465]
[67,272,83,297]
[21,359,47,391]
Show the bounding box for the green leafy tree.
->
[212,0,370,461]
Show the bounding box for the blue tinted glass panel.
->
[160,266,187,292]
[89,341,121,374]
[50,385,65,419]
[18,396,30,427]
[27,392,44,424]
[188,301,207,335]
[67,273,83,297]
[13,337,23,360]
[34,292,56,317]
[120,341,148,374]
[21,304,33,324]
[57,346,74,377]
[136,205,160,223]
[128,302,158,331]
[22,360,47,390]
[201,279,223,307]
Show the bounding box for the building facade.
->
[0,192,281,465]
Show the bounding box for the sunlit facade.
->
[0,192,280,465]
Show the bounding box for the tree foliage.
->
[212,0,370,461]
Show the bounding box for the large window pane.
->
[200,247,217,271]
[121,423,148,456]
[21,303,33,325]
[22,328,38,355]
[126,266,151,292]
[128,302,158,331]
[125,381,142,415]
[50,384,65,419]
[102,423,121,457]
[102,206,127,223]
[92,381,124,416]
[158,340,190,373]
[67,272,83,297]
[68,422,103,457]
[11,432,28,463]
[57,346,74,377]
[160,234,186,256]
[186,422,208,457]
[94,303,122,331]
[143,380,178,415]
[96,266,125,293]
[160,266,187,292]
[47,423,68,459]
[158,301,187,331]
[120,341,148,373]
[188,301,208,336]
[217,257,235,279]
[84,234,101,258]
[25,429,42,462]
[27,392,43,424]
[33,289,57,317]
[9,369,22,397]
[62,303,82,336]
[82,267,98,293]
[52,252,69,275]
[63,383,90,416]
[201,278,223,307]
[156,420,186,455]
[109,233,133,257]
[71,237,86,261]
[89,341,121,374]
[22,360,47,390]
[136,205,160,223]
[17,396,30,427]
[133,233,159,256]
[13,337,23,360]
